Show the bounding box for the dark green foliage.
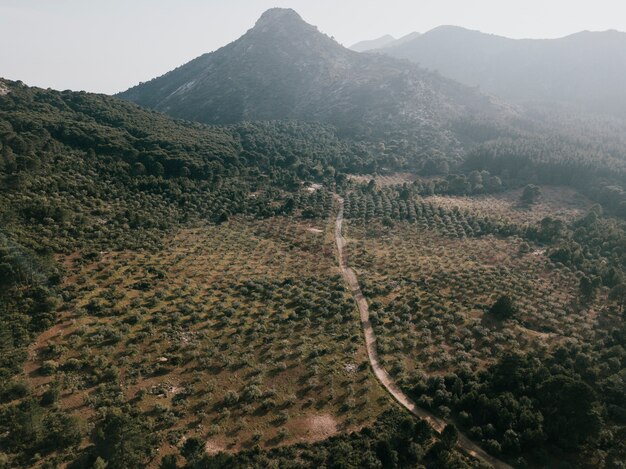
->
[488,295,517,318]
[578,275,597,301]
[92,408,155,469]
[0,80,366,467]
[0,398,81,464]
[541,210,626,288]
[0,233,58,380]
[160,454,179,469]
[537,376,602,449]
[609,283,626,310]
[1,35,626,468]
[441,424,459,450]
[40,385,60,406]
[521,184,541,205]
[407,336,626,465]
[0,81,363,257]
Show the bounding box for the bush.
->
[40,360,59,376]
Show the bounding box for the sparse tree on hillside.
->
[489,295,517,318]
[521,184,541,205]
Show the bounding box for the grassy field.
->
[22,212,391,463]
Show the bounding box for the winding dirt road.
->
[334,195,513,469]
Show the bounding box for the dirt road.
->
[334,195,513,469]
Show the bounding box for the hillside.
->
[369,26,626,118]
[118,8,509,153]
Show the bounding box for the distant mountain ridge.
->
[117,8,511,156]
[349,32,421,52]
[358,26,626,118]
[349,34,397,52]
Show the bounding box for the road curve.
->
[333,195,513,469]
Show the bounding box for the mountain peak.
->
[118,8,503,132]
[254,8,304,28]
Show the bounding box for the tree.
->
[489,295,517,318]
[609,283,626,311]
[441,424,459,450]
[538,376,602,449]
[538,216,564,241]
[132,162,146,176]
[0,262,15,288]
[160,454,178,469]
[468,170,483,188]
[92,457,108,469]
[521,184,541,205]
[93,408,155,469]
[181,437,204,463]
[375,439,398,468]
[42,412,81,451]
[579,275,595,301]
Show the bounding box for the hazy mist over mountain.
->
[2,0,626,93]
[353,26,626,118]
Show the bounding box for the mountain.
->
[350,34,396,52]
[372,26,626,118]
[350,32,421,52]
[390,31,422,47]
[117,8,510,153]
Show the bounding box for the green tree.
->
[521,184,541,205]
[160,454,178,469]
[609,283,626,311]
[93,408,154,469]
[489,295,517,318]
[441,424,459,450]
[538,376,602,449]
[579,275,595,301]
[42,412,81,451]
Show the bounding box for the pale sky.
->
[1,0,625,94]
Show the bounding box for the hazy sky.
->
[1,0,625,94]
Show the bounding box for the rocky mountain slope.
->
[118,9,511,152]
